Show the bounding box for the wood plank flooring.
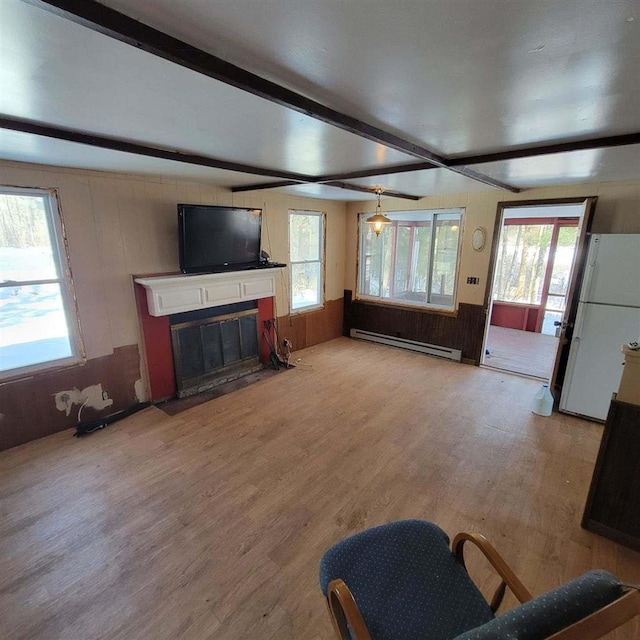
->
[1,337,639,639]
[485,325,559,380]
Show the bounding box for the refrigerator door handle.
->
[579,235,600,302]
[572,302,587,340]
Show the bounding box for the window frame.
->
[356,208,464,312]
[0,186,84,381]
[288,209,326,314]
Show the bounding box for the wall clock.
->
[472,227,486,252]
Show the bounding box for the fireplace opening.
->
[170,305,261,397]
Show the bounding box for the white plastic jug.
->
[532,384,554,416]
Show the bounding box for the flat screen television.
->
[178,204,262,273]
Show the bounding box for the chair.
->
[319,520,640,640]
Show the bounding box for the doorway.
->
[482,202,589,381]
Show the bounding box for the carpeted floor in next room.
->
[0,336,638,640]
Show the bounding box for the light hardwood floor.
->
[1,337,638,640]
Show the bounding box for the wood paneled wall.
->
[343,290,486,364]
[0,345,141,451]
[276,298,344,353]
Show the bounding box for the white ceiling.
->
[0,0,639,200]
[468,146,640,187]
[0,129,278,188]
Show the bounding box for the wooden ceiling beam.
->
[317,161,439,182]
[231,162,439,193]
[321,182,421,200]
[231,180,303,192]
[0,116,314,182]
[231,179,422,200]
[1,116,421,199]
[230,131,640,191]
[447,132,640,166]
[20,0,519,193]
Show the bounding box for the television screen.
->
[178,204,262,273]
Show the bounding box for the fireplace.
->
[134,268,284,402]
[170,305,261,397]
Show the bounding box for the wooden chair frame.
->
[324,530,640,640]
[452,531,533,610]
[545,589,640,640]
[326,578,371,640]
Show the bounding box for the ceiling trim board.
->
[19,0,518,193]
[0,116,314,182]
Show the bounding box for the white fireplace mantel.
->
[135,268,284,316]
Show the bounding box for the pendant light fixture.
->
[365,186,391,237]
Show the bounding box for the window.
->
[357,209,462,309]
[493,222,578,306]
[0,187,82,379]
[493,223,553,305]
[289,210,324,312]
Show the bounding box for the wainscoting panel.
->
[277,297,344,352]
[343,290,485,364]
[0,344,141,451]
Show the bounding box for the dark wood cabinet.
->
[582,396,640,551]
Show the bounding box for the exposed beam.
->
[20,0,518,193]
[317,161,438,182]
[231,162,439,193]
[232,178,421,200]
[1,116,421,199]
[448,132,640,166]
[229,131,640,193]
[232,180,303,193]
[0,116,313,182]
[322,182,421,201]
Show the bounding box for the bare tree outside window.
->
[493,224,553,304]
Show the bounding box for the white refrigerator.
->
[559,234,640,421]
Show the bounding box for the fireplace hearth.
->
[170,304,261,398]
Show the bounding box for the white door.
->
[560,302,640,421]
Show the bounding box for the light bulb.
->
[374,221,384,234]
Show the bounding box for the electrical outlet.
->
[102,390,110,401]
[466,276,480,285]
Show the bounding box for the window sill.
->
[290,303,325,316]
[0,355,86,385]
[492,300,542,308]
[353,296,458,317]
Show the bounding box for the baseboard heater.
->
[350,328,462,362]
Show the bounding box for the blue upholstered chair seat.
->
[320,520,627,640]
[319,520,495,640]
